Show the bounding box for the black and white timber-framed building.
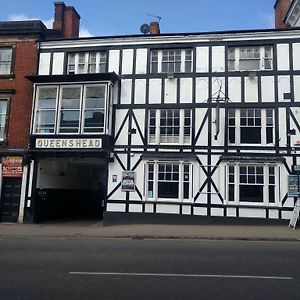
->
[22,25,300,223]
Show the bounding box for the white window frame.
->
[228,46,273,71]
[0,47,13,75]
[145,161,193,202]
[150,49,193,73]
[226,163,280,206]
[67,51,107,74]
[33,86,59,134]
[0,98,8,140]
[33,84,108,135]
[148,109,191,145]
[228,109,274,146]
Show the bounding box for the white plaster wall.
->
[145,203,154,213]
[135,48,147,74]
[211,208,224,216]
[196,47,209,73]
[211,108,225,146]
[52,52,64,75]
[261,76,275,102]
[212,46,225,72]
[38,53,51,75]
[108,50,120,73]
[278,76,291,102]
[120,79,132,104]
[134,79,146,104]
[131,109,145,146]
[122,49,134,74]
[245,77,258,102]
[293,43,300,70]
[239,208,266,218]
[193,207,207,216]
[180,78,193,103]
[278,107,287,148]
[106,203,126,212]
[149,79,162,104]
[156,204,180,214]
[114,109,129,145]
[290,107,300,146]
[228,77,241,102]
[277,44,290,71]
[129,204,143,212]
[164,79,177,103]
[211,77,225,99]
[195,77,209,103]
[194,109,209,146]
[294,75,300,101]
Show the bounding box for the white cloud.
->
[7,14,93,37]
[8,14,53,28]
[79,27,93,37]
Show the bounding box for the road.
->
[0,237,299,300]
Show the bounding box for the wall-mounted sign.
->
[288,175,299,197]
[121,171,135,192]
[112,175,117,183]
[35,138,102,149]
[2,156,23,178]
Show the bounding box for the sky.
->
[0,0,278,37]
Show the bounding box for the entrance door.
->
[0,178,22,222]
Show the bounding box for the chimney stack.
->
[150,21,160,35]
[53,1,81,38]
[274,0,292,29]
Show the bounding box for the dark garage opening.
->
[34,158,107,223]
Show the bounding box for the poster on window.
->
[2,156,23,178]
[288,175,300,197]
[121,171,135,192]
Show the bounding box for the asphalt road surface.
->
[0,237,299,300]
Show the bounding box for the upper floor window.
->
[150,49,193,73]
[149,109,191,144]
[228,109,274,145]
[228,46,273,71]
[0,99,8,140]
[67,51,107,74]
[0,48,13,75]
[33,84,108,135]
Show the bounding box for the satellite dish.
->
[140,23,150,34]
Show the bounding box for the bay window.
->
[34,84,108,134]
[227,164,277,205]
[146,161,192,201]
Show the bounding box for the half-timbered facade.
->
[23,25,300,223]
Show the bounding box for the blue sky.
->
[0,0,277,37]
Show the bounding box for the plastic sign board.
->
[35,138,102,149]
[289,199,300,229]
[121,171,135,192]
[288,175,300,197]
[2,156,23,178]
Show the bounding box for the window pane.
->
[269,186,275,203]
[0,48,12,74]
[158,182,179,198]
[84,111,104,128]
[85,86,105,109]
[241,127,261,144]
[59,111,80,128]
[240,185,263,202]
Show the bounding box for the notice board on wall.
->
[2,156,23,178]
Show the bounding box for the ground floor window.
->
[227,164,277,205]
[145,161,192,201]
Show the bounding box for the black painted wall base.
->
[102,212,288,226]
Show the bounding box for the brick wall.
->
[0,40,37,148]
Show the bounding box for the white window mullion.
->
[153,161,158,201]
[179,109,184,144]
[181,50,185,73]
[179,162,183,202]
[235,164,239,205]
[261,110,267,145]
[263,165,268,206]
[236,110,241,144]
[158,51,162,73]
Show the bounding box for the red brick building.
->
[0,2,80,222]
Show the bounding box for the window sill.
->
[0,74,15,80]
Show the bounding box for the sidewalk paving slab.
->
[0,221,300,242]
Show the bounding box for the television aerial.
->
[147,13,162,23]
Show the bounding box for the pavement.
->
[0,220,300,242]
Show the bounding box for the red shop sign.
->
[2,156,23,178]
